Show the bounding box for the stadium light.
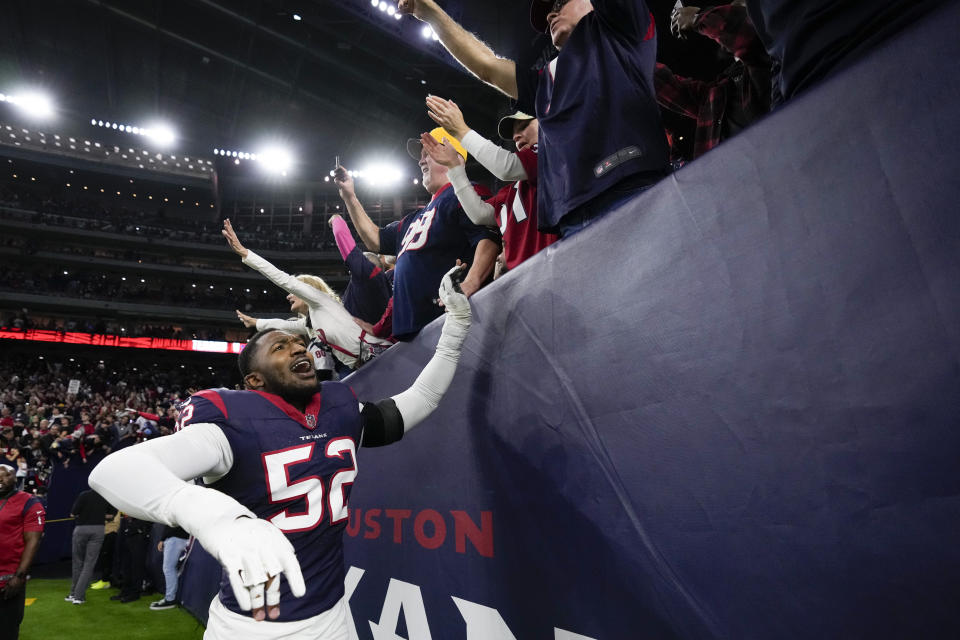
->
[143,122,176,147]
[1,90,55,121]
[292,13,302,21]
[90,117,177,148]
[358,163,404,187]
[257,146,294,176]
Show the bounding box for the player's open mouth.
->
[290,359,313,376]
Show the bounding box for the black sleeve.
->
[515,37,554,116]
[515,62,540,117]
[359,398,405,448]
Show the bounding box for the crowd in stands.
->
[0,264,287,311]
[0,234,249,273]
[0,187,335,252]
[0,310,238,341]
[0,352,239,496]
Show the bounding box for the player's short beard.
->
[261,369,317,404]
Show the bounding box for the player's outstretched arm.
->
[358,266,470,446]
[88,426,306,620]
[392,264,471,430]
[399,0,518,99]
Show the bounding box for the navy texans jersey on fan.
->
[379,182,497,339]
[177,384,361,622]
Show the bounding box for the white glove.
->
[438,264,471,324]
[198,515,306,620]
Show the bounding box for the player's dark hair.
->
[238,328,280,379]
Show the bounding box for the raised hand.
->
[235,310,258,329]
[425,96,469,139]
[221,219,249,258]
[333,166,355,200]
[420,132,464,169]
[397,0,435,20]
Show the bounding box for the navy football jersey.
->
[177,384,362,621]
[379,182,497,339]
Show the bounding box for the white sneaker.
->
[64,595,76,603]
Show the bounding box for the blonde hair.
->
[295,274,342,304]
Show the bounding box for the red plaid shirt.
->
[655,4,771,159]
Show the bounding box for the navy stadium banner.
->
[337,4,960,638]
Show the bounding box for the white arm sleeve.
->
[448,165,498,228]
[255,316,310,338]
[88,423,253,532]
[461,130,528,182]
[390,268,471,431]
[243,251,329,306]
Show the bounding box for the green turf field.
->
[19,578,206,640]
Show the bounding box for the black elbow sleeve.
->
[360,398,405,447]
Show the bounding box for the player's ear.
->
[244,372,265,391]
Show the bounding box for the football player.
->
[89,265,471,639]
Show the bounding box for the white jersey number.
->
[174,403,194,431]
[326,438,358,524]
[399,208,436,256]
[262,440,358,533]
[498,183,528,234]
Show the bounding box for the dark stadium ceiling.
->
[0,0,718,176]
